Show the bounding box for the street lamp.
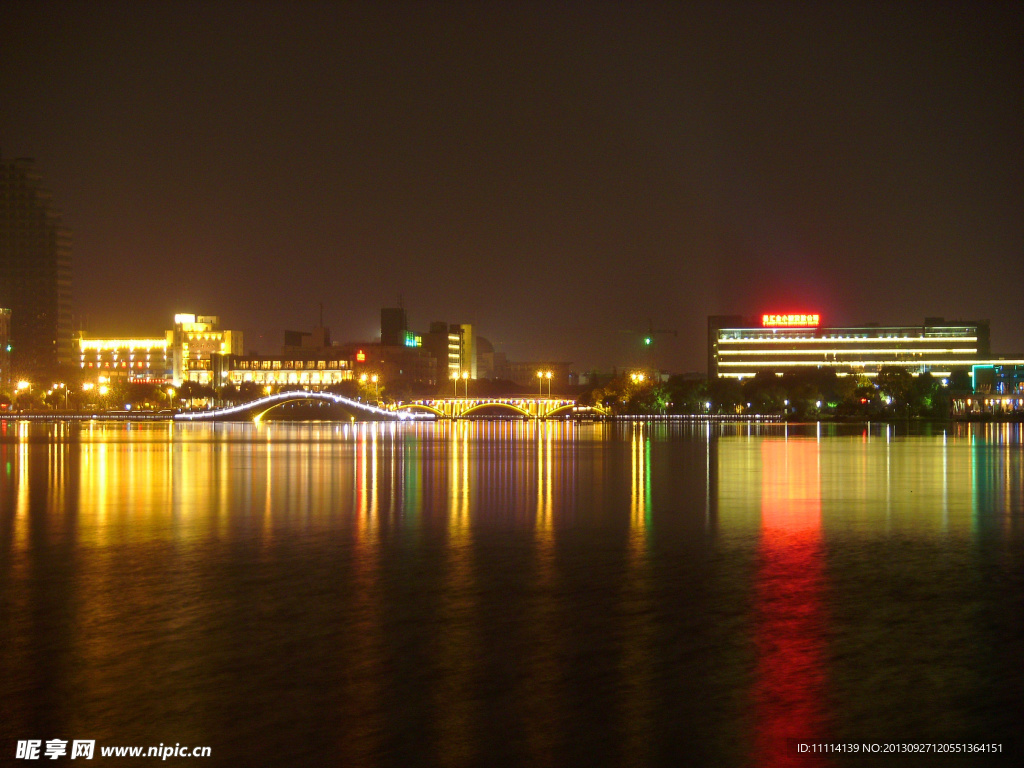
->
[451,371,459,397]
[361,373,379,401]
[15,380,31,410]
[52,382,68,410]
[536,370,553,398]
[461,370,469,399]
[537,370,553,397]
[630,372,646,385]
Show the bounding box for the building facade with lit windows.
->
[707,314,1009,382]
[216,354,354,388]
[423,321,475,384]
[76,313,243,387]
[169,314,243,386]
[77,333,169,383]
[447,323,475,379]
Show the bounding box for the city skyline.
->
[2,1,1021,372]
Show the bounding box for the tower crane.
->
[621,319,678,346]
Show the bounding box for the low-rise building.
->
[77,333,170,384]
[217,354,354,388]
[710,314,995,379]
[76,312,243,387]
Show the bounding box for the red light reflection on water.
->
[753,439,830,767]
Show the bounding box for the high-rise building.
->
[0,307,11,391]
[430,322,475,380]
[380,307,408,347]
[448,324,473,379]
[0,155,73,378]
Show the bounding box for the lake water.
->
[1,420,1021,766]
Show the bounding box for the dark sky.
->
[3,1,1022,372]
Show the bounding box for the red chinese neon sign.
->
[762,313,821,327]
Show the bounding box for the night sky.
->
[3,1,1021,372]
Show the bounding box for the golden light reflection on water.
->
[526,423,559,767]
[0,420,1019,550]
[621,422,654,763]
[435,420,476,766]
[1,420,1022,764]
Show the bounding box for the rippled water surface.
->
[1,420,1022,766]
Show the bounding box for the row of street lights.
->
[536,370,553,398]
[360,373,379,400]
[12,377,114,410]
[448,370,556,400]
[451,370,469,398]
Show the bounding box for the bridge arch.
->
[460,401,532,418]
[542,402,578,418]
[545,402,611,418]
[394,402,445,417]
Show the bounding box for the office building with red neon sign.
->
[707,314,1001,381]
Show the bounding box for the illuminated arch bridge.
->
[173,393,608,422]
[398,397,608,419]
[174,391,431,423]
